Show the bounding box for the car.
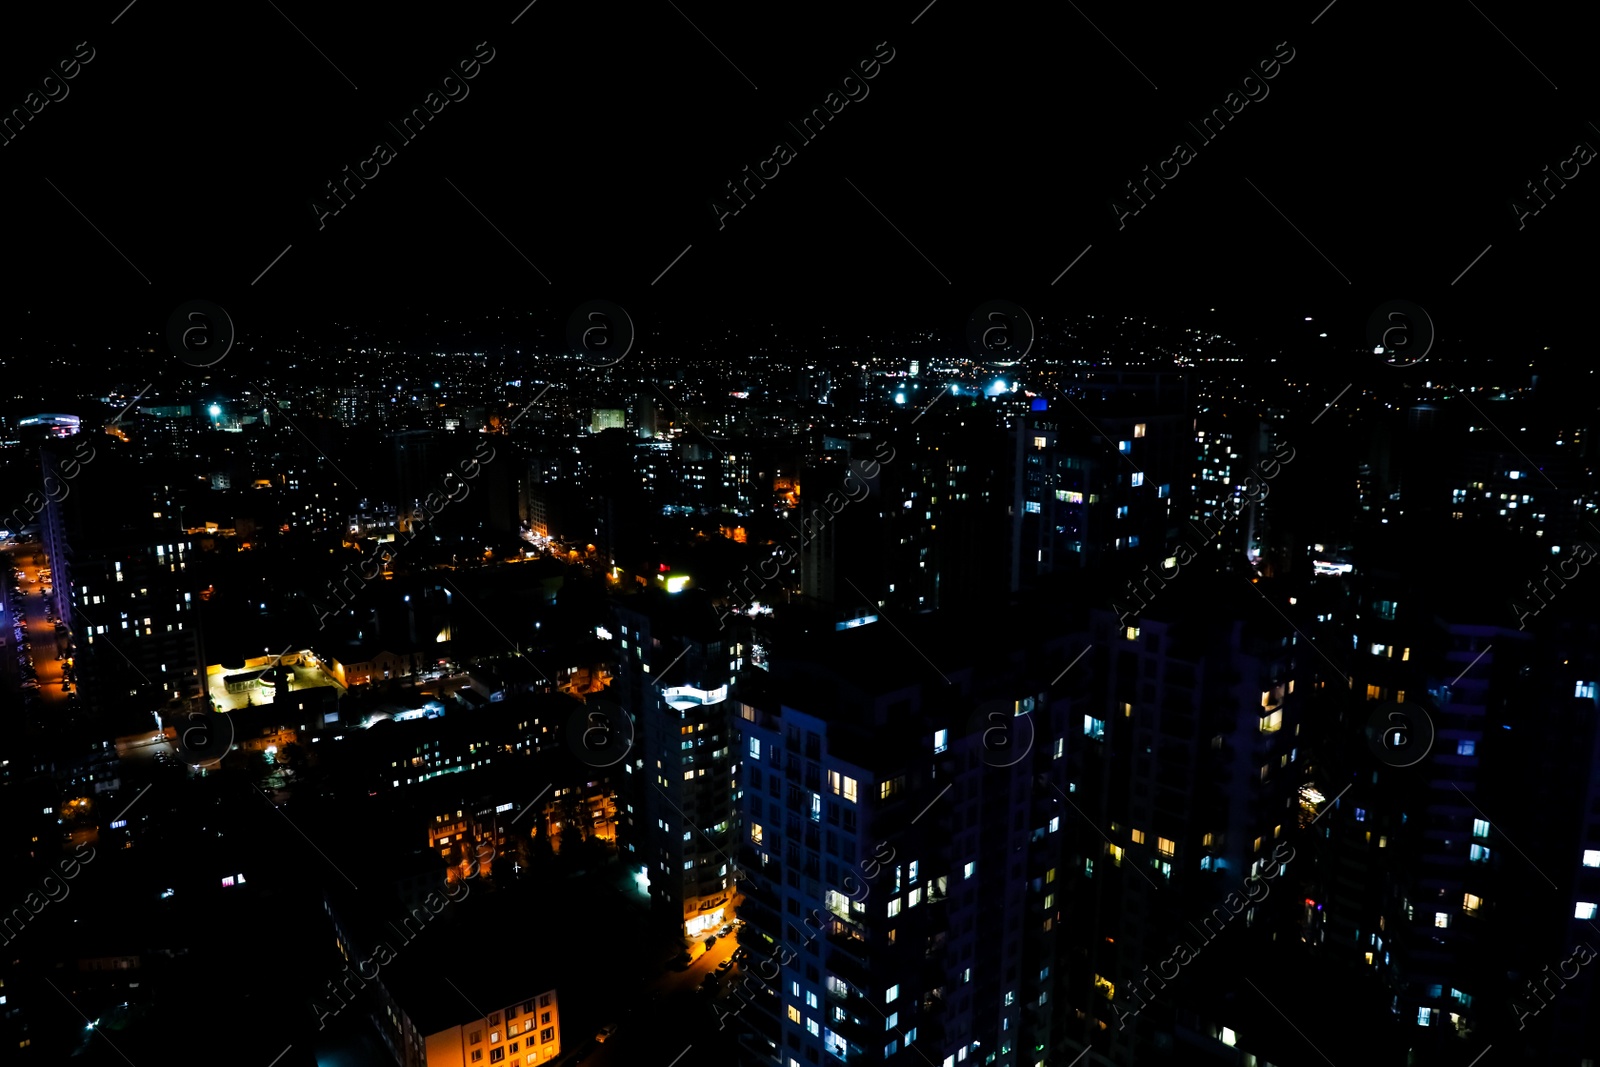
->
[719,924,733,937]
[716,959,734,973]
[669,952,692,970]
[595,1023,619,1043]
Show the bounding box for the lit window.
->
[1131,472,1144,487]
[934,729,948,754]
[1157,838,1175,858]
[1470,844,1490,863]
[887,898,901,918]
[1473,818,1490,838]
[1131,829,1145,845]
[1577,681,1597,699]
[750,738,761,760]
[1118,441,1130,453]
[886,985,899,1003]
[1464,894,1483,915]
[1578,902,1598,920]
[1033,436,1047,448]
[1435,912,1450,928]
[752,824,763,845]
[1417,1007,1432,1026]
[963,862,975,880]
[1083,715,1105,741]
[1134,423,1146,438]
[1457,740,1475,756]
[1585,850,1600,868]
[788,1006,801,1023]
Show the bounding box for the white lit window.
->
[1578,902,1598,920]
[750,738,761,760]
[1577,681,1597,699]
[934,729,948,754]
[964,862,975,880]
[1584,850,1600,868]
[1457,740,1475,756]
[1435,912,1450,928]
[1131,472,1144,487]
[1417,1007,1432,1026]
[886,985,899,1004]
[1083,715,1105,741]
[1473,818,1489,838]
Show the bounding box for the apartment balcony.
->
[825,942,873,988]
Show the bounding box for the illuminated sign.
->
[835,615,879,631]
[1312,560,1353,576]
[496,802,515,813]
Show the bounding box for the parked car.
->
[716,959,735,973]
[595,1023,619,1043]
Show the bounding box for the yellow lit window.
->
[1156,837,1175,858]
[1366,684,1382,700]
[1134,423,1146,438]
[1131,829,1145,845]
[1254,837,1262,852]
[1121,702,1132,717]
[1202,832,1213,847]
[788,1006,801,1023]
[1045,867,1056,883]
[751,824,763,845]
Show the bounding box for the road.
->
[8,543,69,707]
[569,926,747,1067]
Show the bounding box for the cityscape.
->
[3,4,1599,1067]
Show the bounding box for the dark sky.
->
[1,1,1595,351]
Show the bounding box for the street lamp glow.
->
[209,405,221,417]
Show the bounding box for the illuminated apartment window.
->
[1473,818,1490,838]
[886,984,899,1003]
[1584,850,1600,868]
[1469,844,1490,862]
[1260,710,1282,733]
[1121,702,1132,717]
[752,824,763,845]
[1131,472,1144,487]
[1579,902,1599,920]
[1435,912,1450,928]
[1364,952,1374,965]
[788,1006,802,1023]
[1083,716,1106,741]
[1125,626,1139,640]
[934,729,948,754]
[1365,684,1382,700]
[1401,647,1411,661]
[1131,829,1145,845]
[1417,1008,1432,1026]
[1156,837,1175,858]
[1578,681,1598,699]
[1134,423,1146,438]
[1202,832,1213,847]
